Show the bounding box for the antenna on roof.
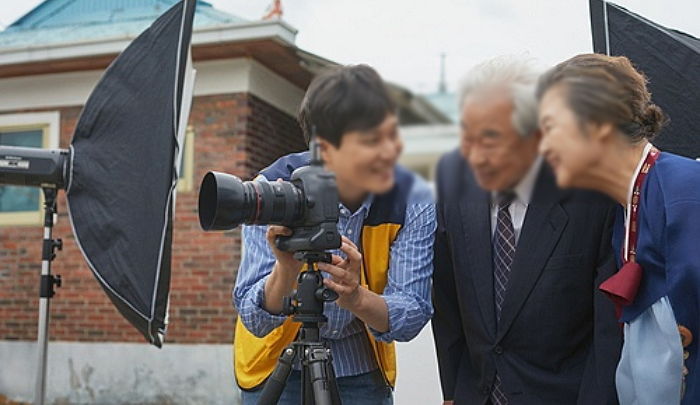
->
[438,53,447,94]
[262,0,283,20]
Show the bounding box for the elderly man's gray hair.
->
[458,56,541,137]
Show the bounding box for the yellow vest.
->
[234,222,402,390]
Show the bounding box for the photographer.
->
[233,65,436,405]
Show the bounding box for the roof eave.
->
[0,19,298,67]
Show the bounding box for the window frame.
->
[176,125,195,193]
[0,111,60,226]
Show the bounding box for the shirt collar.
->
[625,142,654,207]
[339,193,374,219]
[492,155,543,207]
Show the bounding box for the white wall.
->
[0,341,239,404]
[1,328,443,404]
[0,58,304,117]
[395,321,443,404]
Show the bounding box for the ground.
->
[0,394,28,405]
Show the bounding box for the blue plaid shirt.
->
[233,173,436,378]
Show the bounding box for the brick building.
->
[0,1,447,403]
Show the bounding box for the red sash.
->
[599,145,660,320]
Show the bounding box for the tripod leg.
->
[325,360,341,405]
[301,354,340,405]
[305,346,339,405]
[257,346,296,405]
[302,363,314,405]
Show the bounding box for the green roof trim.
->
[424,92,458,123]
[0,0,246,49]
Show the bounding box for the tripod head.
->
[282,251,339,325]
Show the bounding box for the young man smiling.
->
[233,65,436,405]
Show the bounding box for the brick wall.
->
[0,92,306,344]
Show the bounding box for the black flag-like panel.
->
[590,0,700,159]
[66,0,196,347]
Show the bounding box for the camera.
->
[198,147,341,253]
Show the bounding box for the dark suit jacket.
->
[432,150,621,405]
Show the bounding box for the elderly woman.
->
[536,53,700,405]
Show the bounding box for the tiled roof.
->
[0,0,245,49]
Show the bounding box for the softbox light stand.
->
[34,186,64,405]
[0,1,198,404]
[589,0,700,158]
[0,144,69,405]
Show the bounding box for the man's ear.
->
[316,137,333,164]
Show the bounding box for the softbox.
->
[590,0,700,159]
[66,0,196,347]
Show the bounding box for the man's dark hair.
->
[298,64,396,147]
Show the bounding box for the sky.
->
[0,0,698,94]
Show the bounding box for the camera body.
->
[275,163,341,252]
[198,151,342,253]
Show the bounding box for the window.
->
[176,125,195,192]
[0,112,60,226]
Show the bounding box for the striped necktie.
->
[492,190,516,405]
[493,190,516,320]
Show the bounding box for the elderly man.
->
[431,57,621,405]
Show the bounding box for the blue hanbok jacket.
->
[612,152,700,404]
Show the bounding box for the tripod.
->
[257,251,342,405]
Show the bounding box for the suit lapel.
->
[496,165,569,341]
[458,165,497,338]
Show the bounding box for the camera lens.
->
[198,171,305,231]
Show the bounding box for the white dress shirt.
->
[490,156,543,244]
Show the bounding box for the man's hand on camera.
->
[318,236,362,309]
[266,225,302,275]
[319,236,390,332]
[263,225,302,314]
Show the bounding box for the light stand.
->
[34,187,63,405]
